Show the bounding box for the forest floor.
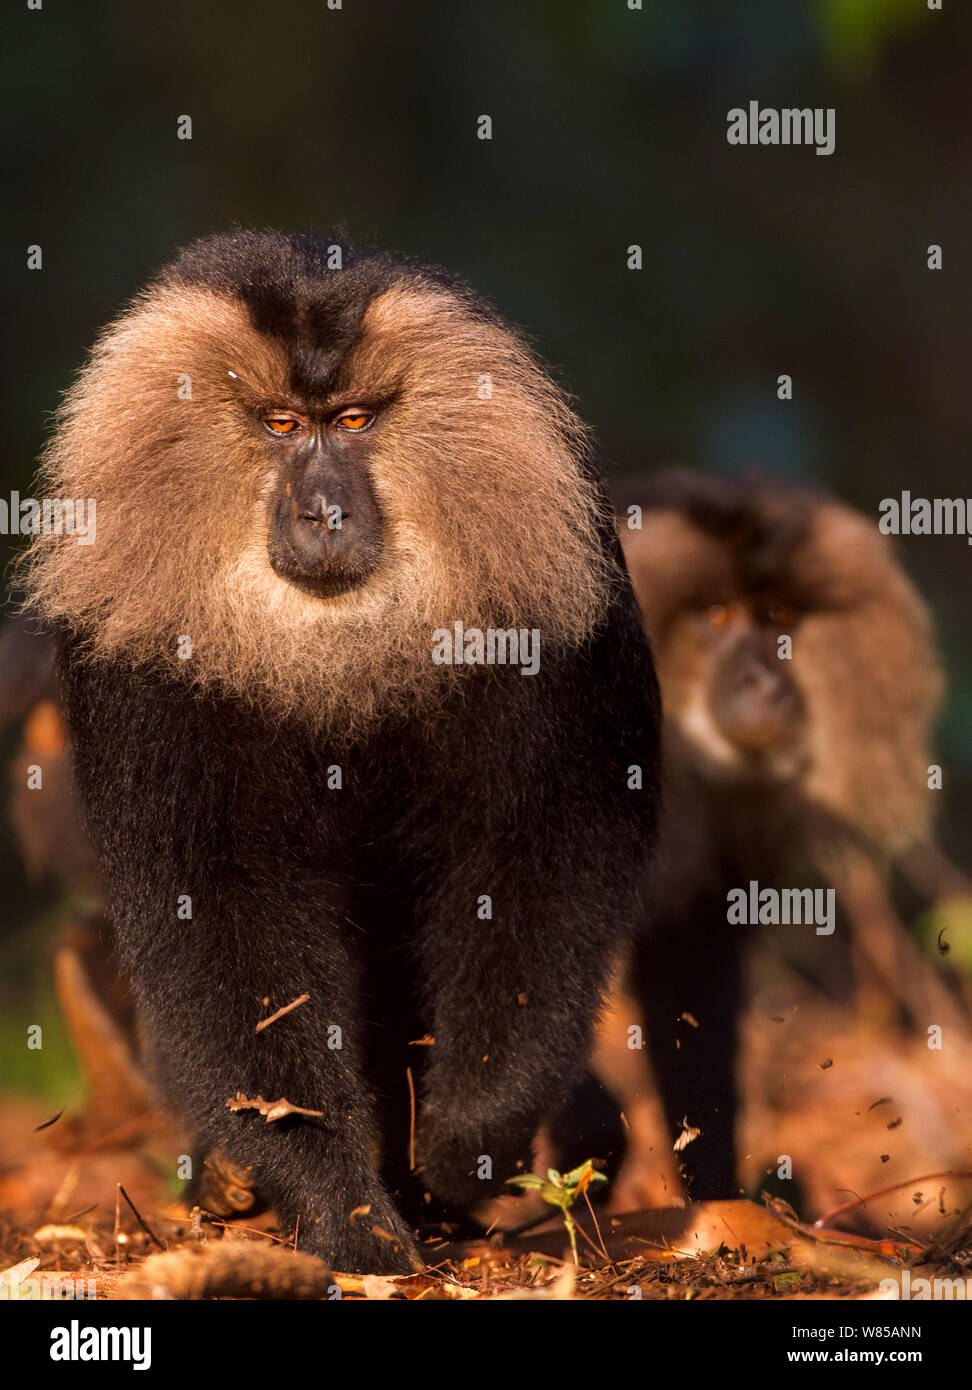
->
[2,982,971,1301]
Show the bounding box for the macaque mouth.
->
[268,553,381,599]
[299,508,349,528]
[678,709,808,785]
[734,739,810,784]
[266,469,384,598]
[267,513,384,598]
[719,699,803,755]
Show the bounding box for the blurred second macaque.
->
[603,471,952,1202]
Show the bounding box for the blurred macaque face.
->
[623,483,940,853]
[622,505,821,783]
[660,586,808,779]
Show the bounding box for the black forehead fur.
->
[159,229,493,402]
[638,469,823,591]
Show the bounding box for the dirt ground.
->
[2,978,970,1301]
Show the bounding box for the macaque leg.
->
[127,916,422,1275]
[633,905,744,1199]
[414,887,619,1209]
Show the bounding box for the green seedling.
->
[506,1159,607,1264]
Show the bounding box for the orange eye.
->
[767,604,795,627]
[334,409,373,432]
[264,416,298,435]
[706,601,748,628]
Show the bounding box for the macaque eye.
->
[264,416,300,436]
[334,409,374,432]
[767,604,796,626]
[706,600,745,628]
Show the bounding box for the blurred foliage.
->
[817,0,930,70]
[917,896,972,976]
[0,1004,82,1107]
[0,894,83,1105]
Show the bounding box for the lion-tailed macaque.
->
[20,230,660,1272]
[620,471,942,1198]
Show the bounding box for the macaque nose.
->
[269,470,383,597]
[712,649,803,753]
[282,488,354,567]
[297,494,348,530]
[268,446,384,597]
[735,656,789,702]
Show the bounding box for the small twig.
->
[814,1170,972,1228]
[45,1161,80,1218]
[207,1221,293,1246]
[114,1185,121,1268]
[488,1207,560,1240]
[256,993,310,1033]
[922,1200,972,1263]
[61,1202,99,1224]
[578,1261,646,1300]
[583,1189,610,1263]
[570,1211,608,1263]
[293,1214,300,1253]
[118,1183,166,1251]
[406,1066,416,1171]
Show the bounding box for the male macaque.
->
[620,472,941,1196]
[22,231,660,1271]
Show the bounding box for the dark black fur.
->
[164,230,488,405]
[53,234,660,1272]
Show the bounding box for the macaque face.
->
[623,481,941,852]
[261,402,385,599]
[622,503,820,783]
[25,233,611,730]
[660,589,809,781]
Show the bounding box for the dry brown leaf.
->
[0,1258,40,1288]
[33,1224,88,1242]
[673,1117,701,1152]
[225,1091,323,1122]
